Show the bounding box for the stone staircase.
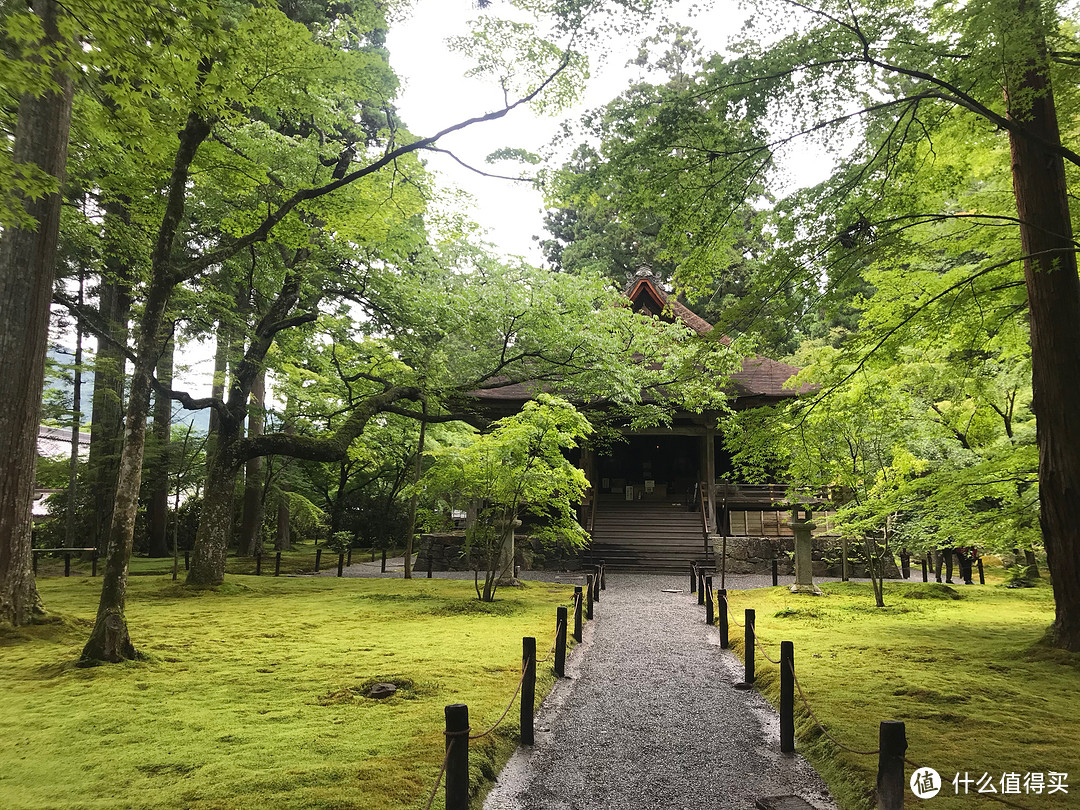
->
[584,497,710,573]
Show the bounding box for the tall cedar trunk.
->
[81,110,211,662]
[238,368,266,556]
[64,274,84,547]
[0,0,73,626]
[1007,3,1080,650]
[146,335,174,557]
[188,423,242,586]
[206,322,231,474]
[403,405,427,578]
[275,412,295,551]
[87,216,132,554]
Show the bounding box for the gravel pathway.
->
[482,572,840,810]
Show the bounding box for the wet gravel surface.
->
[481,573,840,810]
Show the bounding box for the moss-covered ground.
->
[723,574,1080,810]
[0,575,573,809]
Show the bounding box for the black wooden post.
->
[599,560,606,590]
[698,571,705,605]
[91,550,98,577]
[771,558,778,586]
[346,547,352,566]
[592,566,600,603]
[922,556,928,582]
[381,548,387,573]
[337,552,345,577]
[64,553,70,577]
[521,637,536,745]
[780,641,795,753]
[275,552,281,577]
[689,564,697,593]
[586,574,594,620]
[444,704,470,810]
[315,548,322,572]
[744,609,756,685]
[977,557,985,584]
[185,551,190,570]
[371,546,376,561]
[255,554,262,576]
[555,606,568,677]
[877,721,908,810]
[900,549,911,579]
[427,551,433,579]
[705,576,714,624]
[718,588,729,648]
[573,587,583,641]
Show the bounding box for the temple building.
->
[467,268,823,572]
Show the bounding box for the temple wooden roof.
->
[467,270,810,408]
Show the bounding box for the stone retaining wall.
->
[711,534,903,578]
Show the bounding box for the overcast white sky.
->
[385,0,748,262]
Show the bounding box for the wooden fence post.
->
[592,566,601,602]
[599,560,606,590]
[772,558,778,586]
[381,548,387,573]
[427,551,433,579]
[744,609,756,685]
[690,564,697,593]
[444,704,470,810]
[922,556,928,582]
[586,574,594,620]
[718,588,729,649]
[346,547,352,566]
[573,587,583,641]
[91,550,98,577]
[521,637,536,745]
[698,571,705,605]
[255,554,262,576]
[315,548,322,572]
[977,558,985,584]
[555,606,568,677]
[780,641,794,753]
[337,552,344,577]
[705,576,714,625]
[275,552,281,577]
[64,553,71,577]
[876,721,907,810]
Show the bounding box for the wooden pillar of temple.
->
[705,425,717,533]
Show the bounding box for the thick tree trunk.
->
[81,110,212,662]
[146,335,174,557]
[188,427,242,586]
[0,0,73,626]
[206,324,231,474]
[238,369,266,556]
[274,412,294,551]
[87,233,131,555]
[1007,8,1080,650]
[64,276,84,548]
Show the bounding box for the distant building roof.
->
[38,425,91,459]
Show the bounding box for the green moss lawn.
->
[724,575,1080,810]
[0,575,573,810]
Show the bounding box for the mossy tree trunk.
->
[0,0,73,626]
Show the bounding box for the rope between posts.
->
[423,735,461,810]
[723,595,745,627]
[788,660,880,756]
[751,625,781,665]
[536,619,565,664]
[469,665,528,741]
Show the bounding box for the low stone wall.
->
[711,534,902,578]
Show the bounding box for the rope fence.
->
[428,565,602,810]
[701,583,909,810]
